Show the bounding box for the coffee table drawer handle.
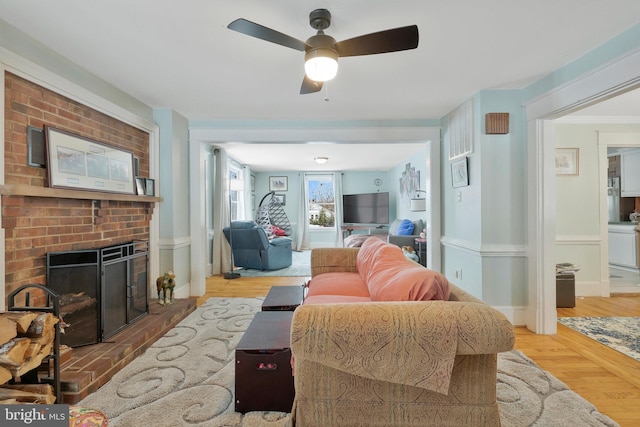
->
[256,362,278,371]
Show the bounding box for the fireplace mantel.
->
[0,184,161,203]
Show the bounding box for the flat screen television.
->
[342,192,389,225]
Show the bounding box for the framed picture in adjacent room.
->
[451,157,469,187]
[273,194,286,206]
[555,148,579,175]
[269,176,288,191]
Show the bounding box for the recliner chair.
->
[223,220,293,270]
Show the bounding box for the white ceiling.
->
[2,1,640,171]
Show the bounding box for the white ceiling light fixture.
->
[305,48,338,82]
[314,156,329,164]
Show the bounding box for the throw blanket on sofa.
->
[291,301,458,394]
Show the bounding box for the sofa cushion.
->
[307,272,370,298]
[357,238,450,301]
[396,219,415,235]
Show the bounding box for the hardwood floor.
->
[204,275,640,427]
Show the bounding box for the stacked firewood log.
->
[0,311,59,404]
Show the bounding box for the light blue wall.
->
[441,90,527,305]
[388,145,429,223]
[153,109,191,292]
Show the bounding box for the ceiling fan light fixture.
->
[314,156,329,164]
[305,49,338,82]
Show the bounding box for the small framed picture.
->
[555,148,579,175]
[451,157,469,188]
[269,176,288,191]
[274,194,286,206]
[145,178,155,196]
[135,177,145,195]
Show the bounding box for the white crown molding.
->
[190,125,440,144]
[525,46,640,120]
[0,46,157,133]
[556,115,640,125]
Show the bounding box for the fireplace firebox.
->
[47,241,149,347]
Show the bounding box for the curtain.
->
[333,172,344,247]
[294,173,310,250]
[211,148,232,274]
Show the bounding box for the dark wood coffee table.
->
[262,285,305,311]
[235,311,294,413]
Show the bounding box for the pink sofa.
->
[290,238,515,426]
[305,237,450,304]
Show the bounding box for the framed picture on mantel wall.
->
[45,125,135,194]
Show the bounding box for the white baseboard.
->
[493,305,527,327]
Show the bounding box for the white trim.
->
[190,126,437,143]
[158,236,192,250]
[0,47,156,132]
[555,235,602,244]
[526,47,640,334]
[576,280,611,298]
[493,306,527,327]
[441,236,527,257]
[525,46,640,120]
[556,115,640,125]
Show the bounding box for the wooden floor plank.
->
[204,275,640,427]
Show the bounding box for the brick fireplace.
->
[3,71,154,309]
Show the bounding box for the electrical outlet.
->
[454,269,462,279]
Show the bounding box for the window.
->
[306,174,335,229]
[229,163,245,221]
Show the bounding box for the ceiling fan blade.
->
[300,75,323,95]
[228,18,306,51]
[336,25,419,57]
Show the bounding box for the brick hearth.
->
[59,298,197,404]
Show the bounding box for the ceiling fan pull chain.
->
[324,82,330,102]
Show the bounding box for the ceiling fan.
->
[228,9,419,94]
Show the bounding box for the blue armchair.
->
[223,220,293,271]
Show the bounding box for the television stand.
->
[341,224,388,239]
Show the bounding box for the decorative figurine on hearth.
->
[156,270,176,305]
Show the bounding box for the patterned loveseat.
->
[290,238,515,426]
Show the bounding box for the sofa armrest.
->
[387,234,420,248]
[291,301,514,393]
[310,248,359,276]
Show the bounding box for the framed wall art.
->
[145,178,155,196]
[135,177,146,195]
[273,194,286,206]
[451,157,469,188]
[555,148,579,175]
[45,126,135,194]
[269,176,288,191]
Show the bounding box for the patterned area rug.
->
[80,298,618,427]
[236,250,310,277]
[558,316,640,362]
